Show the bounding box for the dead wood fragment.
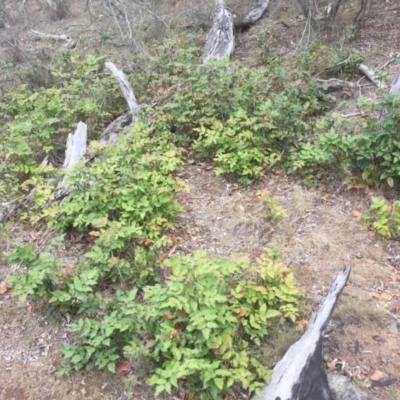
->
[55,122,88,200]
[98,111,133,146]
[378,64,400,120]
[102,62,144,145]
[358,64,386,89]
[30,30,76,48]
[204,0,234,63]
[255,266,351,400]
[234,0,270,30]
[105,62,140,114]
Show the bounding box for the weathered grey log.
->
[30,30,76,48]
[234,0,270,30]
[358,64,386,89]
[105,62,140,115]
[256,266,351,400]
[204,0,234,63]
[101,62,143,146]
[98,111,133,146]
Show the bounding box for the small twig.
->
[340,112,362,118]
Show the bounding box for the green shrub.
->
[288,114,357,184]
[0,53,125,200]
[364,197,400,238]
[60,251,303,399]
[350,95,400,188]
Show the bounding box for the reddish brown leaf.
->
[119,362,131,372]
[0,281,11,295]
[164,312,174,320]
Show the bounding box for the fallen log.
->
[30,30,76,48]
[255,266,351,400]
[358,64,386,89]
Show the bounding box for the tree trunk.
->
[204,0,234,63]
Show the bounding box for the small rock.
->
[328,373,375,400]
[372,335,386,343]
[389,321,398,335]
[369,370,386,382]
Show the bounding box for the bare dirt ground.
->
[2,0,400,399]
